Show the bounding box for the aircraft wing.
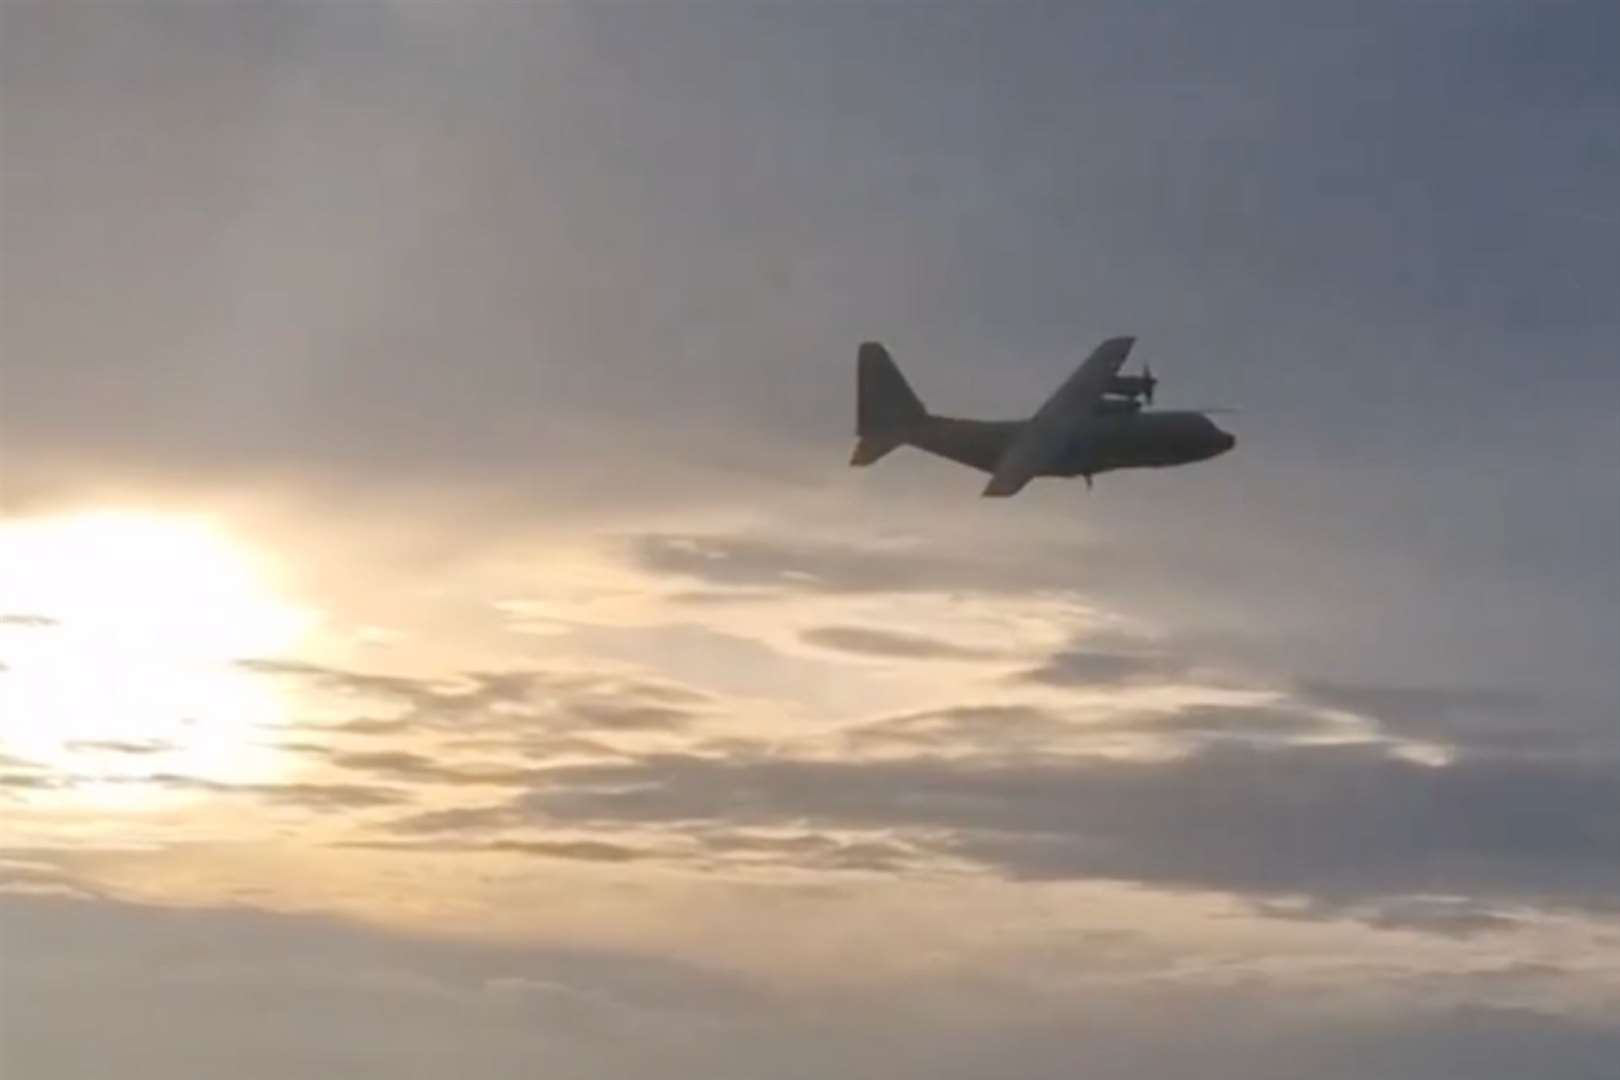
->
[982,335,1136,497]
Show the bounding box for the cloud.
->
[1249,893,1531,939]
[380,804,517,835]
[1300,680,1609,753]
[843,705,1076,754]
[327,750,540,788]
[1307,682,1533,720]
[1353,897,1527,939]
[238,658,437,705]
[227,649,1614,919]
[633,533,1097,597]
[0,613,59,627]
[65,739,174,756]
[0,773,59,791]
[1140,704,1340,741]
[695,830,919,873]
[565,701,698,731]
[843,700,1345,760]
[5,2,1618,1071]
[326,716,412,737]
[242,658,710,744]
[339,837,648,864]
[0,855,98,900]
[492,740,1620,914]
[137,774,410,811]
[0,750,53,791]
[485,838,645,863]
[1014,648,1180,687]
[800,625,1001,661]
[5,889,1619,1080]
[0,890,770,1080]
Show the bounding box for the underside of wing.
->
[982,336,1135,497]
[982,423,1069,496]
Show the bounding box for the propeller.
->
[1141,364,1157,405]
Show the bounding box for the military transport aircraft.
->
[851,336,1235,496]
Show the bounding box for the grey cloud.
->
[339,837,647,865]
[801,625,1000,661]
[1251,894,1528,939]
[1015,649,1182,687]
[382,805,517,835]
[326,716,412,737]
[1307,682,1533,719]
[243,658,707,742]
[328,750,541,788]
[6,889,1619,1080]
[65,739,174,756]
[597,680,713,708]
[505,735,631,762]
[0,751,47,777]
[238,658,436,705]
[6,2,1620,1070]
[0,613,59,627]
[843,702,1335,756]
[4,0,1616,730]
[1141,704,1338,742]
[486,838,644,864]
[376,802,917,874]
[0,854,97,900]
[138,774,409,810]
[697,830,918,874]
[845,705,1074,753]
[239,661,544,728]
[6,0,1617,517]
[504,741,1620,914]
[0,773,58,790]
[1301,680,1613,753]
[0,891,770,1080]
[1355,897,1526,940]
[332,750,455,776]
[275,741,334,757]
[565,701,698,732]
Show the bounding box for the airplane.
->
[851,336,1235,496]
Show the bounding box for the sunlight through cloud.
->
[0,510,316,801]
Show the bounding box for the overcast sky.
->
[3,3,1618,1078]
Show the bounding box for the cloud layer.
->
[5,3,1618,1077]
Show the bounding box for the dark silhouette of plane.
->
[852,337,1234,496]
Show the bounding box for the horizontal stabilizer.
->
[850,432,905,467]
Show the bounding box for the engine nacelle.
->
[1106,372,1157,401]
[1095,396,1143,416]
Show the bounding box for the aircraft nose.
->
[1215,429,1236,454]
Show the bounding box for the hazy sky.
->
[3,3,1618,1078]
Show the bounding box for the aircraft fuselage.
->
[906,410,1234,479]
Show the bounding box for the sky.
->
[2,2,1618,1077]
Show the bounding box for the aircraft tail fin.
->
[854,342,926,466]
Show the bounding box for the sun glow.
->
[0,510,314,800]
